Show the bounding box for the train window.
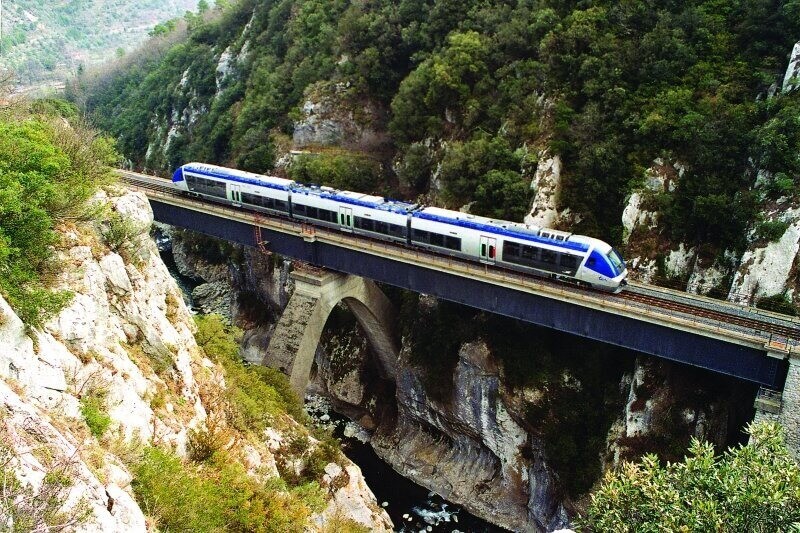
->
[274,200,287,211]
[307,207,319,219]
[412,229,429,242]
[389,224,405,238]
[541,250,557,264]
[560,255,578,269]
[294,204,307,215]
[359,218,374,231]
[445,236,461,250]
[375,221,389,234]
[318,209,335,222]
[521,246,538,260]
[503,241,520,257]
[481,243,487,257]
[489,245,495,259]
[429,233,445,247]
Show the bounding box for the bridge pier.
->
[263,266,399,395]
[753,347,799,457]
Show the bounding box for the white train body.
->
[172,163,628,292]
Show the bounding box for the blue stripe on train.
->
[412,211,590,252]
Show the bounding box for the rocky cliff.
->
[0,188,391,531]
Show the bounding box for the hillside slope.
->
[1,0,200,89]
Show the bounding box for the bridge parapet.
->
[263,265,398,394]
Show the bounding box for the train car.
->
[172,163,293,215]
[290,185,415,244]
[411,207,627,292]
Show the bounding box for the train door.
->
[338,206,354,232]
[230,184,242,205]
[479,236,497,264]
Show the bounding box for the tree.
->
[583,422,800,532]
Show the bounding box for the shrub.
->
[756,293,797,316]
[131,446,319,532]
[583,422,800,532]
[80,394,111,438]
[754,219,789,242]
[194,314,309,431]
[0,439,90,531]
[102,211,141,252]
[289,151,382,193]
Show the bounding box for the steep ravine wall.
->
[0,189,391,531]
[167,230,759,532]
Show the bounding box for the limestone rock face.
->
[729,207,800,303]
[783,41,800,93]
[0,188,391,532]
[292,81,389,152]
[605,356,752,468]
[525,153,562,229]
[368,341,568,533]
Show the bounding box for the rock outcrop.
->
[0,188,392,531]
[370,341,568,532]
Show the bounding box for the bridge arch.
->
[263,267,399,394]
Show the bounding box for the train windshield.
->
[607,249,625,274]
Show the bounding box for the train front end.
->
[576,239,628,292]
[171,165,188,192]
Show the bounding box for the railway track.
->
[118,169,800,345]
[618,289,799,342]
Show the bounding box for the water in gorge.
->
[306,395,506,533]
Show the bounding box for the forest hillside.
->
[73,0,800,255]
[1,0,200,89]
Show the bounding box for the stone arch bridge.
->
[263,266,398,393]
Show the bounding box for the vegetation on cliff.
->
[0,100,118,326]
[584,422,800,531]
[74,0,800,249]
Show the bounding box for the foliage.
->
[289,151,383,193]
[131,446,321,533]
[0,104,117,327]
[102,211,142,252]
[756,293,797,316]
[194,314,309,430]
[0,438,90,532]
[80,393,112,438]
[582,422,800,532]
[754,219,790,242]
[78,0,800,250]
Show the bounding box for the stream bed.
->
[306,395,506,533]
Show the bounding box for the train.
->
[171,162,628,292]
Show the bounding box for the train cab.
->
[579,242,628,292]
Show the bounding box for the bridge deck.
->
[119,170,797,388]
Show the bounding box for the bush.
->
[0,105,117,328]
[756,293,797,316]
[80,394,111,438]
[754,219,789,242]
[583,422,800,532]
[131,446,321,532]
[194,314,310,431]
[0,439,90,531]
[289,151,383,193]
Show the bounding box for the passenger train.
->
[171,162,628,292]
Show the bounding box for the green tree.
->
[583,422,800,531]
